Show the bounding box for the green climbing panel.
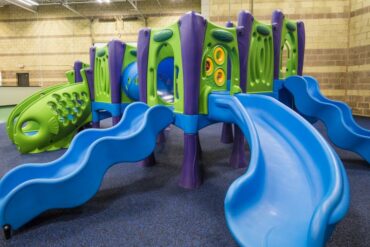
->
[247,21,274,93]
[279,19,299,79]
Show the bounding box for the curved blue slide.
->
[0,103,173,232]
[284,75,370,163]
[208,93,350,247]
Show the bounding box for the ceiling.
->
[0,0,160,18]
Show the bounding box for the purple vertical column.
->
[73,60,84,83]
[108,40,125,125]
[297,21,305,76]
[272,10,284,80]
[228,11,254,169]
[221,21,234,144]
[86,47,99,128]
[137,28,155,167]
[179,12,206,189]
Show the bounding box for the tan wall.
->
[348,0,370,116]
[0,0,200,87]
[204,0,370,116]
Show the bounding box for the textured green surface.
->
[247,20,274,93]
[6,83,66,142]
[147,22,184,113]
[199,21,241,114]
[279,19,299,79]
[12,81,91,153]
[94,45,111,103]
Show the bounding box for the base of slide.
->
[221,123,234,143]
[229,126,247,169]
[179,133,202,189]
[138,153,156,167]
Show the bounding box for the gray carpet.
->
[0,117,369,247]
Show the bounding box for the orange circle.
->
[214,68,226,87]
[213,47,225,65]
[205,57,214,76]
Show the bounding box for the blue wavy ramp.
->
[208,93,349,247]
[284,75,370,163]
[0,103,173,232]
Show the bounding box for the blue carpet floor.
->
[0,117,369,247]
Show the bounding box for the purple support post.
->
[220,20,235,144]
[86,47,96,101]
[138,28,151,103]
[178,12,206,189]
[226,11,254,169]
[272,10,284,80]
[73,60,83,83]
[221,123,234,144]
[137,28,156,167]
[108,40,125,126]
[297,21,305,76]
[237,11,253,92]
[86,47,98,128]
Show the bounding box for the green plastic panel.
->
[247,20,274,93]
[279,19,299,79]
[147,22,184,113]
[94,45,111,103]
[121,43,137,103]
[199,21,241,114]
[12,81,91,153]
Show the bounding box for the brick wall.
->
[203,0,370,117]
[348,0,370,115]
[0,0,200,87]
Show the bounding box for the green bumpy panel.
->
[247,21,274,93]
[147,23,185,113]
[94,45,111,103]
[199,21,241,114]
[12,82,91,153]
[121,43,137,103]
[279,19,299,79]
[6,83,67,143]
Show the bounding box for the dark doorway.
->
[17,73,29,87]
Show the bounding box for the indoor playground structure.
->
[1,9,369,247]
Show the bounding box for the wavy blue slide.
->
[208,93,350,247]
[0,103,173,233]
[284,75,370,163]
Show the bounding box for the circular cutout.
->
[205,57,214,76]
[214,68,226,87]
[213,47,225,65]
[21,120,40,136]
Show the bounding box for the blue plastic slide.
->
[0,103,173,232]
[284,75,370,163]
[207,93,350,247]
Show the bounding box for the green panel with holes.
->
[94,45,111,103]
[199,21,241,114]
[247,20,274,93]
[279,18,299,79]
[10,80,92,154]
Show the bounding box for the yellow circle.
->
[214,68,226,87]
[205,57,214,76]
[213,47,225,65]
